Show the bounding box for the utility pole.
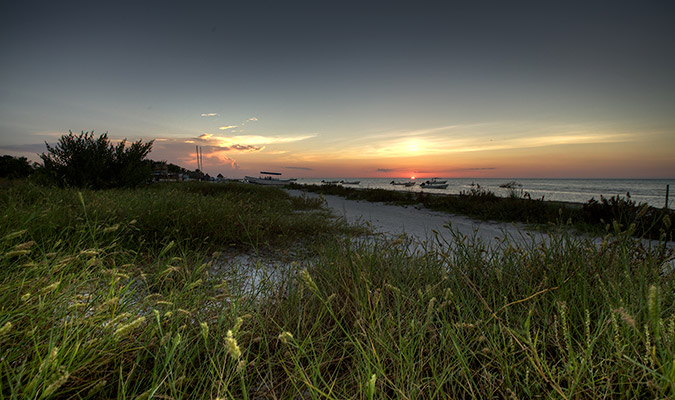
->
[196,146,200,170]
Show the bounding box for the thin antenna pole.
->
[666,184,670,209]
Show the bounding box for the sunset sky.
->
[1,0,674,178]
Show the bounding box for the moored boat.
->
[390,181,415,187]
[321,180,341,184]
[340,180,360,185]
[245,172,296,185]
[424,178,447,185]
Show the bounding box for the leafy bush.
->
[582,194,673,240]
[0,155,35,179]
[39,131,153,189]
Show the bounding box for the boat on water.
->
[420,182,448,189]
[245,171,296,185]
[424,178,447,185]
[390,181,415,187]
[340,180,360,185]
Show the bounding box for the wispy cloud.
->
[200,113,218,117]
[151,138,242,171]
[285,166,313,171]
[219,125,237,130]
[320,123,639,159]
[188,133,314,153]
[377,168,394,172]
[205,150,240,169]
[230,144,263,152]
[241,117,259,126]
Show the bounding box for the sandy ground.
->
[288,189,674,254]
[286,189,547,248]
[210,189,674,294]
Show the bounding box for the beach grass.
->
[289,182,674,241]
[1,181,674,399]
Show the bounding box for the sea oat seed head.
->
[3,229,27,241]
[225,330,241,359]
[232,317,243,335]
[5,249,31,258]
[648,285,660,324]
[613,308,636,329]
[278,331,293,344]
[113,316,146,339]
[368,374,377,397]
[200,322,209,341]
[41,281,60,294]
[300,269,319,293]
[109,312,131,326]
[13,241,35,250]
[102,224,120,233]
[43,367,69,397]
[0,321,12,336]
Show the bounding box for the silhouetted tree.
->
[40,131,153,188]
[0,155,34,179]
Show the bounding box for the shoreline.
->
[294,181,588,209]
[288,177,673,210]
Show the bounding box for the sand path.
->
[287,190,544,247]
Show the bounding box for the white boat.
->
[245,172,296,185]
[424,178,447,185]
[321,180,341,184]
[390,181,415,187]
[420,182,448,189]
[340,180,360,185]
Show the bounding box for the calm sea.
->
[293,178,674,209]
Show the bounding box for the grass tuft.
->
[0,181,673,398]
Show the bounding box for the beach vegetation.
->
[38,131,154,189]
[1,181,673,398]
[0,155,36,179]
[290,183,674,240]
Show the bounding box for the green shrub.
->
[39,131,153,189]
[582,194,673,240]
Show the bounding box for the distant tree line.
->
[0,155,36,179]
[2,131,224,189]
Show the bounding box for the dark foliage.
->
[39,131,153,189]
[289,183,674,240]
[0,155,34,179]
[582,194,673,240]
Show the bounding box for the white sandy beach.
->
[287,189,675,261]
[286,189,545,248]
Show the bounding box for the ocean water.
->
[293,178,674,209]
